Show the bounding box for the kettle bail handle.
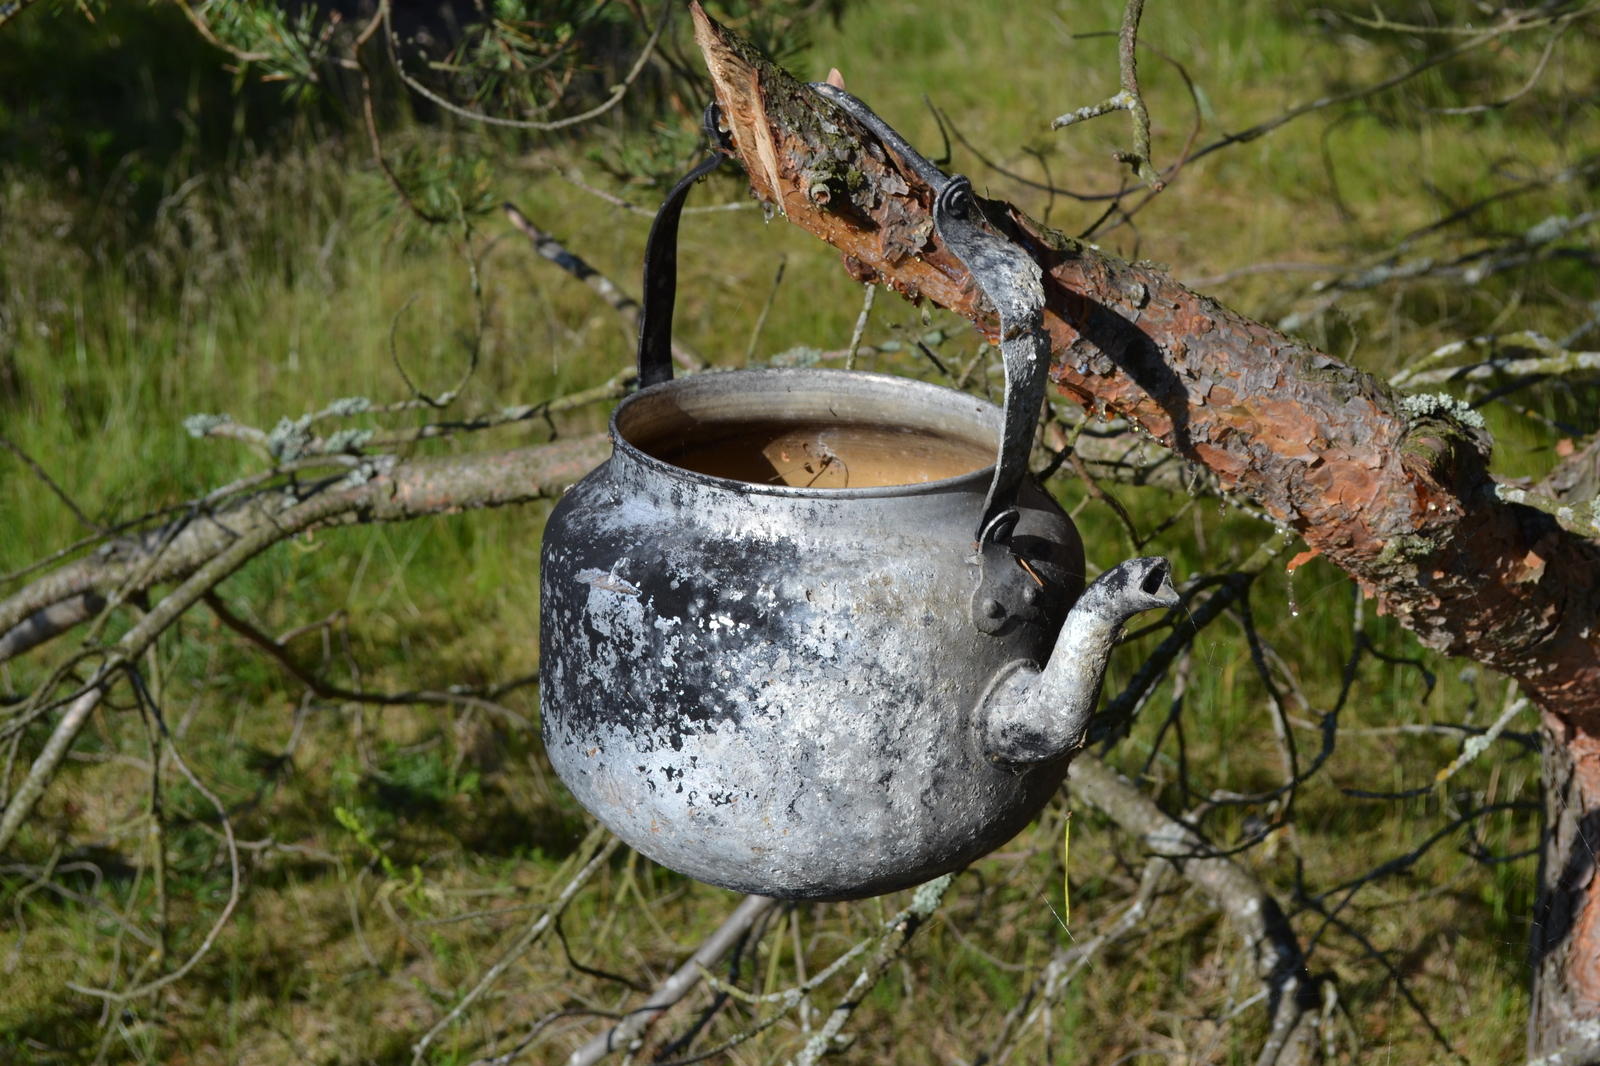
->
[637,103,732,388]
[809,84,1052,541]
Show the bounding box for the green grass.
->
[2,0,1596,1062]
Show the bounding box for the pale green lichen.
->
[324,396,371,417]
[267,415,313,461]
[183,413,232,438]
[1373,533,1437,569]
[1400,392,1486,430]
[324,428,375,454]
[911,872,954,916]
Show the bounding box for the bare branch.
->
[843,283,874,371]
[353,3,449,226]
[0,431,105,533]
[0,593,105,663]
[559,172,753,218]
[414,830,623,1064]
[1392,332,1600,389]
[384,0,670,132]
[561,894,779,1066]
[1091,531,1293,746]
[1068,755,1322,1066]
[170,0,277,66]
[1180,4,1600,171]
[67,721,241,1006]
[0,434,608,851]
[202,592,537,731]
[503,203,707,371]
[0,434,610,661]
[787,875,952,1066]
[1051,0,1164,191]
[981,860,1166,1066]
[1491,483,1600,540]
[1430,20,1570,116]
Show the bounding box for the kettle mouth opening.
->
[611,367,1003,498]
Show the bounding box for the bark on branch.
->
[689,2,1600,729]
[0,436,610,665]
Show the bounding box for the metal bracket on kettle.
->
[808,85,1054,632]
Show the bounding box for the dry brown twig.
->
[1068,755,1323,1066]
[413,829,623,1064]
[1050,0,1164,191]
[503,203,707,371]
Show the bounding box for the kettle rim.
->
[609,366,1009,501]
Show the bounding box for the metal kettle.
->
[539,89,1179,900]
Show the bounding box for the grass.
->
[2,0,1597,1062]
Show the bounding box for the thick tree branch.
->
[0,435,610,664]
[690,3,1600,734]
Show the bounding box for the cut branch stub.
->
[691,2,1600,730]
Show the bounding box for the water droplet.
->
[1288,570,1299,617]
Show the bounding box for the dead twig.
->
[503,203,706,371]
[1051,0,1164,191]
[67,671,241,1008]
[353,2,447,225]
[561,893,779,1066]
[0,434,610,662]
[1392,331,1600,389]
[201,592,538,731]
[384,0,669,132]
[1068,754,1323,1066]
[413,829,622,1064]
[981,860,1167,1066]
[1091,531,1293,746]
[0,434,609,852]
[0,431,105,534]
[785,876,951,1066]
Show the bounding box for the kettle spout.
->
[979,557,1181,767]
